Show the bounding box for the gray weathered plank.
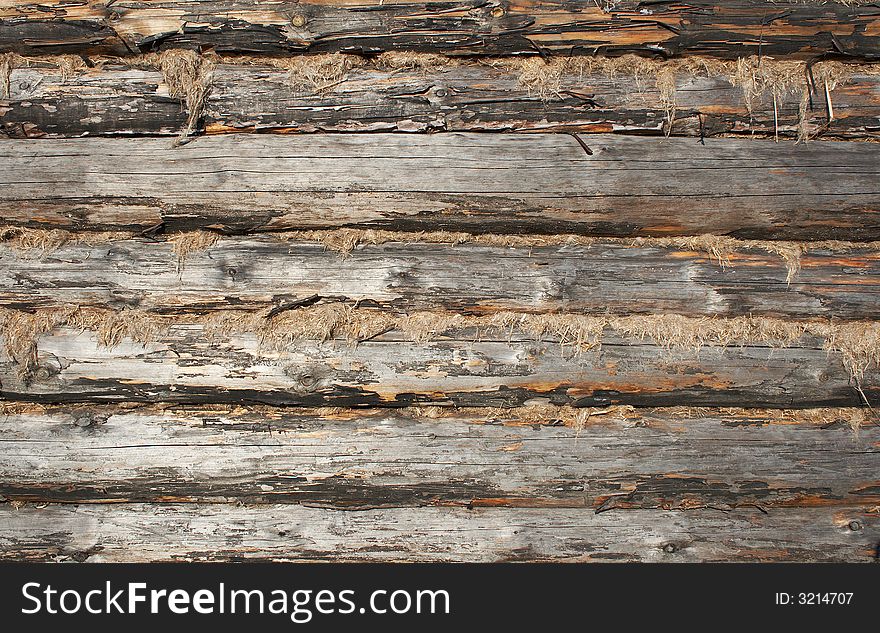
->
[2,238,880,320]
[2,134,879,240]
[4,60,879,139]
[1,324,876,407]
[1,1,878,59]
[1,503,875,562]
[1,405,876,509]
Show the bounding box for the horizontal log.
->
[2,134,879,240]
[1,62,187,138]
[1,503,875,562]
[204,59,880,140]
[1,321,877,407]
[1,405,876,509]
[2,237,880,320]
[1,1,878,59]
[4,58,880,139]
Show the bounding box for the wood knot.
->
[29,354,62,383]
[33,366,54,382]
[539,278,565,301]
[662,543,678,554]
[385,267,411,289]
[69,549,97,562]
[284,364,330,392]
[291,14,307,27]
[72,411,110,429]
[72,415,93,428]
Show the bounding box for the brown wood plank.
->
[3,58,879,139]
[2,237,879,320]
[1,503,875,562]
[1,405,876,509]
[1,318,877,407]
[1,134,878,240]
[1,1,878,59]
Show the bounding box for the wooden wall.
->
[1,1,879,562]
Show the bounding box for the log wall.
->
[1,2,878,563]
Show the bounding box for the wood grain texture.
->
[3,238,880,320]
[1,405,876,509]
[1,503,876,562]
[2,134,879,240]
[1,62,187,138]
[2,324,877,407]
[4,60,880,139]
[2,2,878,565]
[206,61,880,139]
[1,1,878,59]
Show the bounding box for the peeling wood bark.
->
[1,1,879,60]
[208,61,880,139]
[2,134,879,240]
[1,326,876,407]
[1,405,876,509]
[2,238,880,320]
[3,60,880,139]
[1,503,875,562]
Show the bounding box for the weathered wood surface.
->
[1,503,875,562]
[3,238,880,320]
[4,60,880,139]
[1,1,879,59]
[205,61,880,140]
[1,63,187,138]
[2,134,879,240]
[2,2,878,567]
[1,325,876,407]
[1,406,876,509]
